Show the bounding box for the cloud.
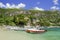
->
[0,2,5,8]
[51,6,60,10]
[16,3,26,8]
[6,3,11,8]
[0,2,26,9]
[33,7,44,11]
[53,0,59,5]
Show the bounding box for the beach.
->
[0,30,60,40]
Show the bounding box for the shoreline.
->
[0,25,60,31]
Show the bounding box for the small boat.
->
[26,29,47,33]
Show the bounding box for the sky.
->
[0,0,60,10]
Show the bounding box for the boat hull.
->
[26,29,47,33]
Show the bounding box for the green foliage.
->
[0,8,60,27]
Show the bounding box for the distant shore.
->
[0,25,60,31]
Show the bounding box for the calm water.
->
[0,31,60,40]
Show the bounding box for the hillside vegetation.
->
[0,8,60,27]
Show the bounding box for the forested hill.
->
[0,8,60,27]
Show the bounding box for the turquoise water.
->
[0,31,60,40]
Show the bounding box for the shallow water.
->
[0,31,60,40]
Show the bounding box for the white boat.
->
[26,29,47,33]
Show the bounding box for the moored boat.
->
[26,29,47,33]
